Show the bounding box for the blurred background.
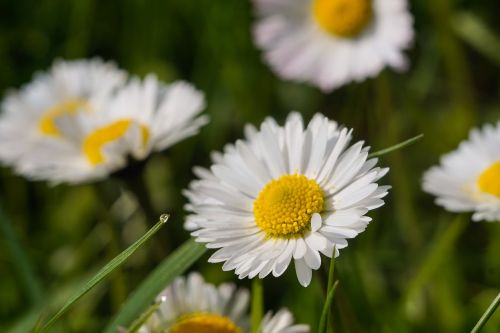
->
[0,0,499,332]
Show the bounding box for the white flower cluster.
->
[0,58,208,184]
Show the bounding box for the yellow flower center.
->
[39,99,91,136]
[168,313,242,333]
[253,174,324,239]
[312,0,373,38]
[82,119,150,165]
[477,161,500,197]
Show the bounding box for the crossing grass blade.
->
[368,134,424,159]
[36,214,169,332]
[470,293,500,333]
[103,238,207,332]
[318,253,339,333]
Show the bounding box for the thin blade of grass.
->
[37,214,169,332]
[103,238,207,332]
[368,134,424,159]
[0,205,43,306]
[318,281,340,333]
[251,278,264,333]
[471,293,500,333]
[127,302,162,333]
[318,253,338,333]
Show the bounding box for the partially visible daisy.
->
[0,58,126,165]
[252,0,414,91]
[13,74,207,184]
[423,122,500,222]
[260,309,309,333]
[129,272,308,333]
[184,113,389,287]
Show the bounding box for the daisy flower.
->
[423,122,500,222]
[11,74,207,184]
[130,272,308,333]
[0,58,126,165]
[252,0,414,91]
[184,113,389,287]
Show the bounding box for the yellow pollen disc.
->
[253,174,324,239]
[168,313,242,333]
[82,119,150,165]
[477,161,500,197]
[313,0,372,38]
[39,99,90,136]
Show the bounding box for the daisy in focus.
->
[129,272,309,333]
[184,113,389,287]
[423,122,500,222]
[0,58,126,166]
[252,0,414,91]
[9,74,207,184]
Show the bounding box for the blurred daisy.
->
[15,74,207,184]
[130,272,308,333]
[423,122,500,222]
[185,113,389,287]
[252,0,414,91]
[0,58,126,165]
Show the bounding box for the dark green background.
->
[0,0,499,332]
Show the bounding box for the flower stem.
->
[470,293,500,333]
[124,171,157,224]
[251,278,264,333]
[318,253,338,333]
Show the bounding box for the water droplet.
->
[160,214,170,223]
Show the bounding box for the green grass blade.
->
[318,281,340,333]
[0,205,44,305]
[453,13,500,67]
[368,134,424,159]
[251,278,264,333]
[127,302,162,333]
[471,293,500,333]
[103,238,207,332]
[318,253,338,333]
[37,214,169,332]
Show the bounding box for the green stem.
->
[124,172,157,225]
[251,278,264,333]
[374,74,423,251]
[318,281,340,333]
[0,204,43,306]
[471,293,500,333]
[318,253,338,333]
[94,185,129,312]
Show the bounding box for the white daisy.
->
[131,272,308,333]
[252,0,414,91]
[260,309,309,333]
[12,74,207,184]
[184,112,389,287]
[0,58,126,166]
[423,122,500,222]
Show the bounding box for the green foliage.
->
[103,239,207,332]
[37,215,168,332]
[0,0,499,332]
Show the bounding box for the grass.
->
[0,0,499,332]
